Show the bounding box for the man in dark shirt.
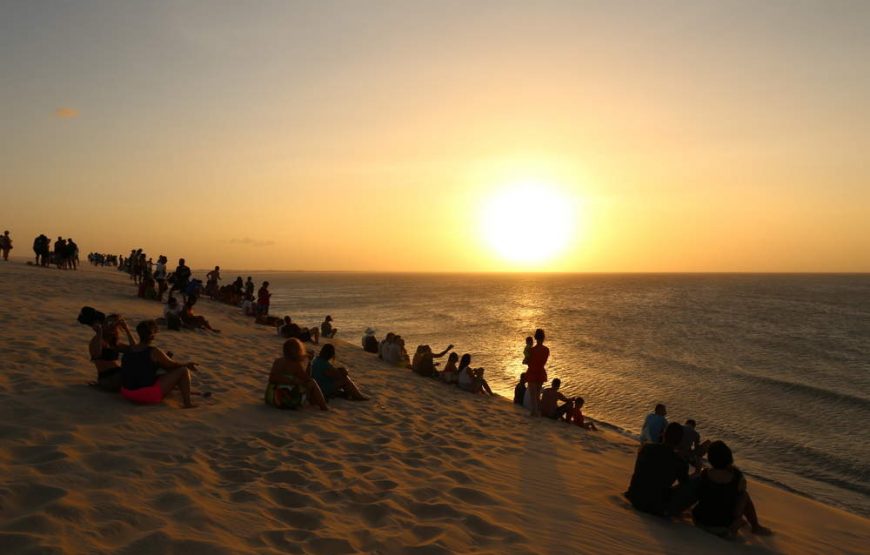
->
[171,258,192,299]
[626,422,695,516]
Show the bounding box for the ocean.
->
[233,271,869,517]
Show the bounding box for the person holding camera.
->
[84,309,136,392]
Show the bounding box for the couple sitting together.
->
[264,339,368,410]
[412,344,494,395]
[625,422,772,539]
[85,308,200,409]
[277,316,320,344]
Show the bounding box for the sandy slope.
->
[0,260,867,554]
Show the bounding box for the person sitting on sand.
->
[181,297,221,333]
[378,333,395,360]
[640,404,669,444]
[139,275,158,301]
[513,372,527,406]
[264,338,328,411]
[362,328,379,353]
[440,352,460,384]
[540,378,572,421]
[241,294,256,316]
[692,441,772,538]
[412,344,453,378]
[88,313,135,391]
[526,329,549,417]
[162,296,184,330]
[678,419,711,472]
[120,320,199,408]
[625,422,696,516]
[569,397,598,430]
[278,316,320,344]
[457,354,494,395]
[311,343,369,401]
[320,315,337,339]
[382,335,410,367]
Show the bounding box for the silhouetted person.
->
[170,258,191,299]
[513,372,527,406]
[625,422,694,516]
[640,403,668,444]
[0,230,12,261]
[526,329,549,416]
[540,378,571,421]
[693,441,772,537]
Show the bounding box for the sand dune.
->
[0,260,867,554]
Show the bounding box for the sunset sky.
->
[1,1,868,272]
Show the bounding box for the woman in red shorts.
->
[120,320,199,408]
[526,328,549,417]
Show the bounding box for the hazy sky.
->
[1,1,868,271]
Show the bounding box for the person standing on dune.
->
[0,230,12,261]
[526,328,549,417]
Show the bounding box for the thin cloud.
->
[55,107,80,119]
[229,237,275,247]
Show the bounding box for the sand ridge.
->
[0,261,868,554]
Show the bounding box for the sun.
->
[480,182,575,265]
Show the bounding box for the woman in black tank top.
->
[692,441,772,537]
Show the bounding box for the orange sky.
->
[1,2,868,272]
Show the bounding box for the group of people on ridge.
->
[67,248,773,541]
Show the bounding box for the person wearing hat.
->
[321,315,337,339]
[361,328,379,353]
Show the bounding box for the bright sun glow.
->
[480,182,575,265]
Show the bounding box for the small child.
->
[522,336,533,365]
[570,397,598,430]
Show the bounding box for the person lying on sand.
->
[264,338,328,411]
[311,343,369,401]
[278,316,320,344]
[88,313,135,392]
[692,441,772,538]
[457,354,493,395]
[625,423,695,516]
[181,297,220,333]
[540,378,571,421]
[120,320,199,408]
[569,397,598,430]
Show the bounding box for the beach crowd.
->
[0,233,773,542]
